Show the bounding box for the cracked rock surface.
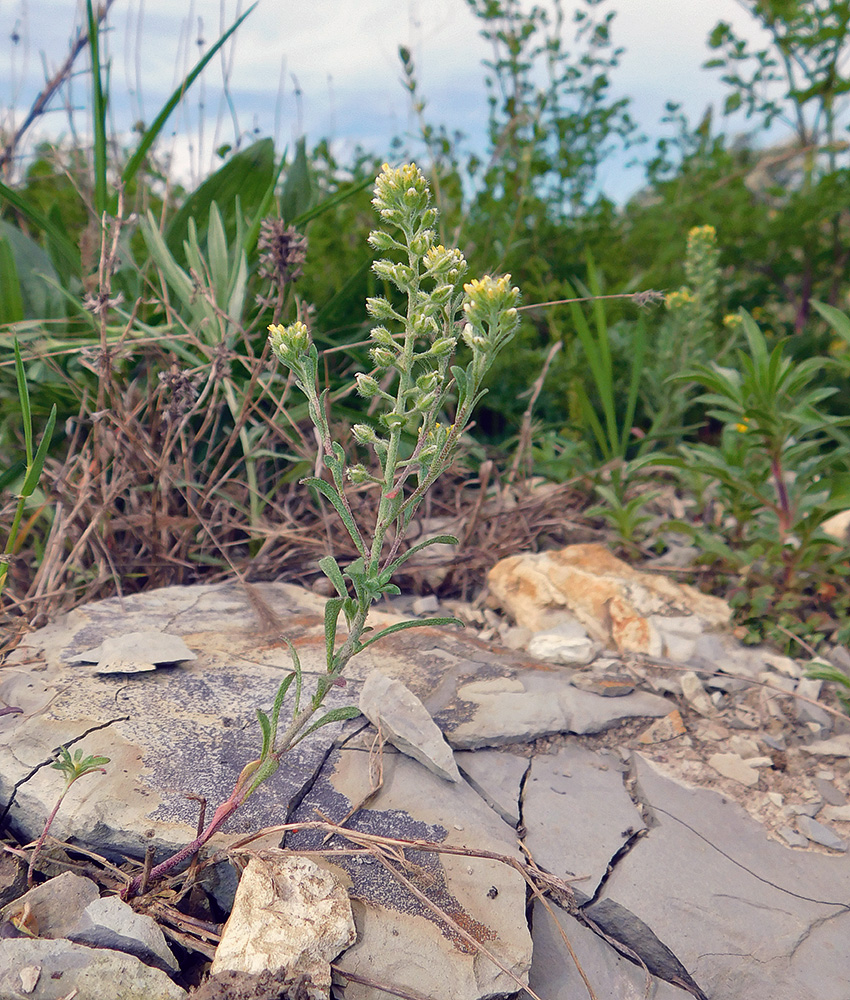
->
[1,576,850,999]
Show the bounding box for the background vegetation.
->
[3,0,850,659]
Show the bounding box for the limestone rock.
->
[527,621,598,665]
[599,754,850,1000]
[454,750,529,827]
[359,671,460,782]
[1,872,178,974]
[487,544,729,653]
[522,746,645,897]
[73,629,197,674]
[211,853,356,998]
[708,752,760,787]
[0,938,187,1000]
[287,743,533,1000]
[795,816,847,852]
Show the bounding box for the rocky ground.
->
[0,543,849,1000]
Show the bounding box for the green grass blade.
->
[0,236,24,324]
[280,137,313,224]
[13,340,33,465]
[120,3,258,192]
[21,405,57,496]
[86,0,108,216]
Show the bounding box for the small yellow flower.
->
[735,417,751,433]
[723,313,743,328]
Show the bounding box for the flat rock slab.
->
[522,745,645,896]
[524,899,694,1000]
[0,582,669,860]
[598,754,850,1000]
[287,741,533,1000]
[0,937,187,1000]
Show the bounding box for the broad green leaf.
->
[165,138,274,262]
[0,221,63,319]
[281,137,313,224]
[0,181,80,278]
[0,235,24,324]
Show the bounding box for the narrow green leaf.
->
[268,671,295,742]
[13,340,33,465]
[283,638,303,715]
[256,709,272,758]
[121,3,259,192]
[318,555,348,598]
[324,597,345,671]
[21,405,57,496]
[812,299,850,345]
[301,476,366,555]
[0,236,24,324]
[381,534,459,579]
[355,616,463,652]
[295,705,362,744]
[86,0,108,215]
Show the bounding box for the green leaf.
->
[21,405,57,497]
[295,705,362,744]
[318,555,348,598]
[812,299,850,346]
[165,138,274,262]
[256,709,273,759]
[0,235,24,324]
[283,639,303,715]
[267,671,295,746]
[13,340,32,465]
[281,137,313,224]
[121,4,259,195]
[86,0,108,215]
[324,597,345,671]
[355,616,463,653]
[380,534,459,579]
[301,476,366,555]
[0,181,80,278]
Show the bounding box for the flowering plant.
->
[126,163,519,894]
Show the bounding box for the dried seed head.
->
[258,219,308,289]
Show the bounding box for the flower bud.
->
[355,373,382,398]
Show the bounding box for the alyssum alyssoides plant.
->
[126,163,519,895]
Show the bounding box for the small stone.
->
[814,777,846,806]
[74,630,197,674]
[570,673,635,697]
[795,816,847,851]
[758,651,802,679]
[758,671,797,693]
[801,734,850,757]
[412,594,440,616]
[821,804,850,822]
[762,733,786,751]
[708,752,760,787]
[776,826,809,848]
[817,769,835,780]
[529,622,598,666]
[767,792,784,807]
[637,710,686,745]
[796,676,832,729]
[501,626,533,651]
[681,671,716,717]
[729,735,760,759]
[211,853,356,994]
[746,756,775,768]
[787,802,822,818]
[359,671,460,782]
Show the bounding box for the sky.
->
[0,0,775,200]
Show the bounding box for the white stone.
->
[708,753,760,787]
[528,621,597,665]
[211,853,356,996]
[681,671,717,717]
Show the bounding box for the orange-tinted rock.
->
[487,544,730,654]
